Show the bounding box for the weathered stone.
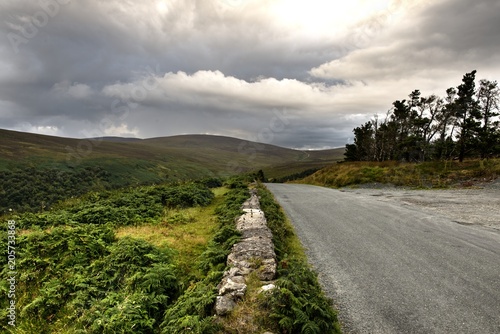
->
[230,239,275,259]
[236,209,266,231]
[229,275,246,284]
[241,189,260,209]
[257,258,277,281]
[241,227,273,240]
[218,278,247,298]
[218,273,246,287]
[223,267,243,278]
[215,295,236,316]
[259,284,276,293]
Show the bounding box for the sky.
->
[1,0,499,149]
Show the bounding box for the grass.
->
[13,186,228,281]
[115,187,228,282]
[218,272,277,333]
[299,159,500,188]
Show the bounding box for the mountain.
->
[0,129,344,180]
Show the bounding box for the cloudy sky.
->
[1,0,499,149]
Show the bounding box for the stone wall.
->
[215,188,277,316]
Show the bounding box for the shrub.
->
[268,261,340,334]
[15,183,214,229]
[0,225,180,333]
[0,166,111,213]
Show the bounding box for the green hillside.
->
[297,159,500,189]
[0,129,342,178]
[0,129,343,213]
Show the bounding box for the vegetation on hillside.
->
[0,130,339,188]
[270,167,321,183]
[0,181,248,333]
[0,166,112,214]
[0,131,341,214]
[345,71,499,162]
[300,159,500,189]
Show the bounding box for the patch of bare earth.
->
[342,178,500,231]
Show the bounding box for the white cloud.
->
[52,81,93,99]
[16,123,60,136]
[308,0,500,120]
[102,70,362,114]
[102,123,140,138]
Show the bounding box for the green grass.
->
[1,183,248,334]
[116,187,229,283]
[299,159,500,188]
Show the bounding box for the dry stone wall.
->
[215,188,277,316]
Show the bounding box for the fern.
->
[160,281,220,334]
[0,181,246,333]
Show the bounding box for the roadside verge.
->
[216,183,342,334]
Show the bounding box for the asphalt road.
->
[265,183,500,334]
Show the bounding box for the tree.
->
[343,70,499,162]
[477,79,500,158]
[415,94,443,161]
[432,88,458,160]
[255,169,266,182]
[344,121,375,161]
[454,70,481,162]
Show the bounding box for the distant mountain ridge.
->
[0,128,344,181]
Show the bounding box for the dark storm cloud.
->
[0,0,499,148]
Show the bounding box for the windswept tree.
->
[454,70,481,162]
[344,70,499,163]
[433,88,458,160]
[391,99,415,161]
[477,79,500,158]
[374,114,398,161]
[415,94,443,161]
[345,121,375,161]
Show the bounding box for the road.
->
[265,183,500,334]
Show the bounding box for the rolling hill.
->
[0,129,343,178]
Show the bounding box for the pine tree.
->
[454,70,481,162]
[477,79,500,158]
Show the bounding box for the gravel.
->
[340,179,500,231]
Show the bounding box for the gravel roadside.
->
[339,178,500,231]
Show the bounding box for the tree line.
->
[345,70,500,162]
